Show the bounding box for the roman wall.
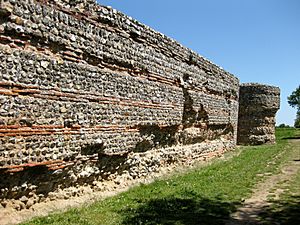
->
[0,0,239,210]
[237,83,280,145]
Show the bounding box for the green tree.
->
[288,85,300,128]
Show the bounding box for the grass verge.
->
[22,128,299,225]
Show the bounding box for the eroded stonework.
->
[0,0,239,210]
[237,83,280,145]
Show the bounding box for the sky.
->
[98,0,300,126]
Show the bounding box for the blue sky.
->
[98,0,300,126]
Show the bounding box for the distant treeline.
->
[276,124,293,128]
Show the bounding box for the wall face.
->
[237,83,280,145]
[0,0,239,208]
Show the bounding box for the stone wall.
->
[237,83,280,145]
[0,0,240,209]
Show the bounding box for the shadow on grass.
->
[259,196,300,225]
[120,192,237,225]
[282,136,300,140]
[120,193,300,225]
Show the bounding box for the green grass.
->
[22,128,299,225]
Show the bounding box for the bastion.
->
[0,0,239,209]
[237,83,280,145]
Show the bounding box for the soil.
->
[226,139,300,225]
[1,170,170,225]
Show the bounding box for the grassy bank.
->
[23,128,299,225]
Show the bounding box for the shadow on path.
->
[259,196,300,225]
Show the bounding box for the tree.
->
[277,123,290,128]
[288,85,300,128]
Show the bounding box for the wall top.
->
[49,0,97,10]
[240,83,280,95]
[38,0,237,82]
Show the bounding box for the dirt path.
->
[227,139,300,225]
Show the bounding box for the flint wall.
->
[0,0,239,208]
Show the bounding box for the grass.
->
[22,128,299,225]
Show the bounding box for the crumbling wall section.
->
[0,0,239,209]
[237,83,280,145]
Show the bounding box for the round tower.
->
[237,83,280,145]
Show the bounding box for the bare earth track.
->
[227,139,300,225]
